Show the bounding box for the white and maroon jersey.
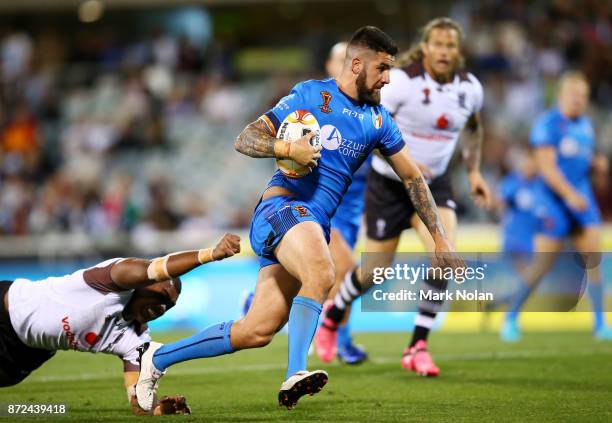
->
[7,258,150,370]
[373,61,484,180]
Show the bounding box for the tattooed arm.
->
[462,112,491,208]
[235,118,282,158]
[235,117,321,167]
[385,145,464,268]
[384,145,447,243]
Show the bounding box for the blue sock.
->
[587,282,605,331]
[152,321,234,371]
[338,323,352,349]
[507,280,533,322]
[286,296,322,379]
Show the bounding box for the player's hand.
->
[432,238,465,271]
[468,171,492,209]
[290,132,322,170]
[565,191,588,211]
[416,162,434,181]
[129,392,152,416]
[212,233,241,260]
[155,395,192,415]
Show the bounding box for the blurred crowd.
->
[448,0,612,219]
[0,0,610,240]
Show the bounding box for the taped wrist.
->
[147,256,170,281]
[197,248,215,264]
[274,140,291,159]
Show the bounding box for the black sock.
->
[410,310,437,347]
[326,267,361,326]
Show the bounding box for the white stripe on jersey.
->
[374,63,484,181]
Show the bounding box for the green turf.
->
[2,331,611,422]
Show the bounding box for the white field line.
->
[28,347,612,383]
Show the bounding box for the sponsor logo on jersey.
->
[294,205,310,217]
[320,124,367,158]
[516,189,534,210]
[422,87,431,105]
[319,91,332,113]
[372,109,383,129]
[61,316,79,350]
[559,136,579,157]
[321,124,342,150]
[435,113,452,130]
[342,108,364,120]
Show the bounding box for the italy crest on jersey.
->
[372,108,383,129]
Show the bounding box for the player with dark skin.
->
[135,27,464,412]
[0,233,240,416]
[119,233,240,415]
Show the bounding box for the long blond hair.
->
[397,17,465,69]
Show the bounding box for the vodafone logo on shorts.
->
[320,124,341,150]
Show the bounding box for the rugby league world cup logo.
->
[319,91,332,113]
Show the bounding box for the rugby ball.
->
[276,110,321,178]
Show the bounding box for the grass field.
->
[2,330,612,422]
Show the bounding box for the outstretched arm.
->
[462,112,491,208]
[110,233,241,290]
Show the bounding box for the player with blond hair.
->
[316,17,491,377]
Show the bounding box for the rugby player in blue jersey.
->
[316,18,491,377]
[313,41,370,365]
[483,148,540,313]
[501,71,612,342]
[136,26,461,410]
[499,148,540,261]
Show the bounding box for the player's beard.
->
[356,69,381,106]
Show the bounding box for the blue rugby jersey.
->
[262,78,404,220]
[333,155,371,226]
[530,108,595,190]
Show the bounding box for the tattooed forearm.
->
[235,119,277,158]
[463,113,483,173]
[406,175,446,239]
